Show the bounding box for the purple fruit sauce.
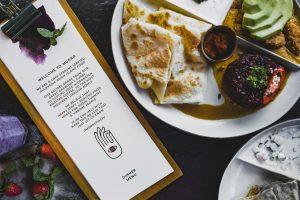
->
[13,6,55,64]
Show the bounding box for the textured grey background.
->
[1,0,300,199]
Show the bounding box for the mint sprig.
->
[32,160,62,200]
[21,157,35,168]
[0,162,17,182]
[47,167,62,199]
[0,162,17,193]
[33,164,48,182]
[37,22,67,46]
[50,167,62,180]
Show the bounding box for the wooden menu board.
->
[0,0,182,199]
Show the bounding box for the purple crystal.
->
[0,115,27,157]
[13,6,55,64]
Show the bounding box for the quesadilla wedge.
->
[147,8,212,56]
[123,0,149,24]
[123,0,212,61]
[122,1,209,104]
[157,42,208,104]
[121,18,182,102]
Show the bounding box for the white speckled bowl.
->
[219,118,300,200]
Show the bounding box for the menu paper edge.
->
[0,0,183,199]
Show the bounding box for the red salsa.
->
[204,29,234,60]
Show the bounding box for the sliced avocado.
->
[242,0,293,40]
[251,14,291,40]
[242,0,274,30]
[243,0,283,32]
[243,7,272,28]
[243,0,262,14]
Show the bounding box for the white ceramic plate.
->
[219,119,300,200]
[111,0,300,138]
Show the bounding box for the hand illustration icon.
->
[94,127,122,159]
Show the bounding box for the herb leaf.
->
[37,28,54,38]
[37,22,67,46]
[2,162,17,180]
[4,163,16,175]
[247,66,268,90]
[45,167,62,199]
[47,179,55,199]
[21,157,35,168]
[53,29,60,37]
[50,38,57,46]
[0,173,4,190]
[57,22,67,37]
[33,165,48,182]
[50,167,62,179]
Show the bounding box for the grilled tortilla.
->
[123,0,149,23]
[159,42,208,104]
[121,18,182,102]
[122,1,209,104]
[123,0,212,61]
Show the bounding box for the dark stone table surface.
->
[1,0,300,199]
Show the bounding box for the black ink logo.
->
[94,127,122,159]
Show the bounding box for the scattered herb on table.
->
[37,22,67,46]
[0,163,21,197]
[0,143,62,199]
[246,66,268,90]
[31,160,62,200]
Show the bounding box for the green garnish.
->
[247,66,268,90]
[37,22,67,46]
[193,0,207,3]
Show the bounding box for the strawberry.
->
[4,182,22,197]
[31,182,49,200]
[39,144,56,159]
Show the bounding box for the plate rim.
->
[218,118,300,200]
[111,0,300,138]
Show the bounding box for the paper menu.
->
[0,0,174,199]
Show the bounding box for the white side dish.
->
[156,0,234,25]
[219,119,300,200]
[239,125,300,181]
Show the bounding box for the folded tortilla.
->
[123,0,212,60]
[147,8,212,57]
[158,42,208,104]
[123,0,149,24]
[122,1,209,104]
[121,18,182,102]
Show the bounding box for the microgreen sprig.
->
[247,66,268,90]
